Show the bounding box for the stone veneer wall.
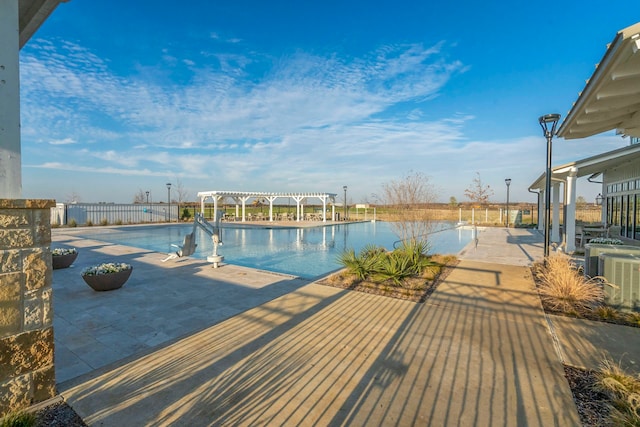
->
[0,199,56,417]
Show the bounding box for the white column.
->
[552,182,561,242]
[332,205,335,221]
[321,197,327,222]
[538,190,544,232]
[292,196,303,222]
[199,195,205,214]
[0,0,21,198]
[266,196,277,222]
[565,168,578,252]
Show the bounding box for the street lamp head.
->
[538,113,561,136]
[166,182,172,189]
[596,193,604,206]
[505,178,511,187]
[343,185,347,191]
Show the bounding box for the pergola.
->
[1,0,69,198]
[197,190,338,223]
[529,22,640,252]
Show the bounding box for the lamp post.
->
[505,178,511,227]
[539,113,561,258]
[145,191,149,203]
[343,185,347,221]
[166,183,172,222]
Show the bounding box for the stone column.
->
[0,199,56,417]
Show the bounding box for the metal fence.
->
[51,203,179,226]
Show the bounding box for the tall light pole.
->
[166,182,172,222]
[539,114,561,258]
[505,178,511,227]
[343,185,347,221]
[145,191,149,203]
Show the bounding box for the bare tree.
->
[381,171,438,244]
[65,191,82,204]
[173,178,190,204]
[133,189,146,204]
[464,172,494,207]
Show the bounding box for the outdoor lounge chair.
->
[162,231,197,262]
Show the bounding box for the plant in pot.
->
[81,262,133,291]
[51,248,78,269]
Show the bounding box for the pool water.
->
[75,221,474,279]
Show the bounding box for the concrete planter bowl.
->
[82,267,133,291]
[52,251,78,269]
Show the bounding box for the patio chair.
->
[162,231,197,262]
[607,225,622,238]
[575,225,586,248]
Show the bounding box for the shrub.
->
[115,219,123,225]
[68,218,77,227]
[100,218,109,226]
[533,253,604,313]
[86,219,93,226]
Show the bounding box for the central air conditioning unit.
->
[598,253,640,310]
[584,244,640,277]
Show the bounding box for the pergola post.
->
[0,0,21,198]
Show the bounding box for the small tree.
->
[576,196,587,210]
[464,172,494,207]
[449,196,458,209]
[381,171,438,245]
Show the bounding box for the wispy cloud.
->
[23,35,615,203]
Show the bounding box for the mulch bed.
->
[564,365,613,427]
[34,400,87,427]
[318,260,458,303]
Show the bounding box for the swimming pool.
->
[74,221,475,279]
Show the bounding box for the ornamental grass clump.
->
[82,262,132,276]
[533,252,604,314]
[595,357,640,426]
[0,410,37,427]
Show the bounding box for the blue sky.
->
[19,1,639,204]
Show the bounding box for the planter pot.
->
[52,252,78,269]
[82,267,133,291]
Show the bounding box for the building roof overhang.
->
[557,22,640,140]
[19,0,68,49]
[528,143,640,191]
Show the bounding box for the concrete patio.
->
[50,226,639,426]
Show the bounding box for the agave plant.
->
[371,250,416,286]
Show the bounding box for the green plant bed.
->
[320,254,458,303]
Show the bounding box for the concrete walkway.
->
[53,226,639,426]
